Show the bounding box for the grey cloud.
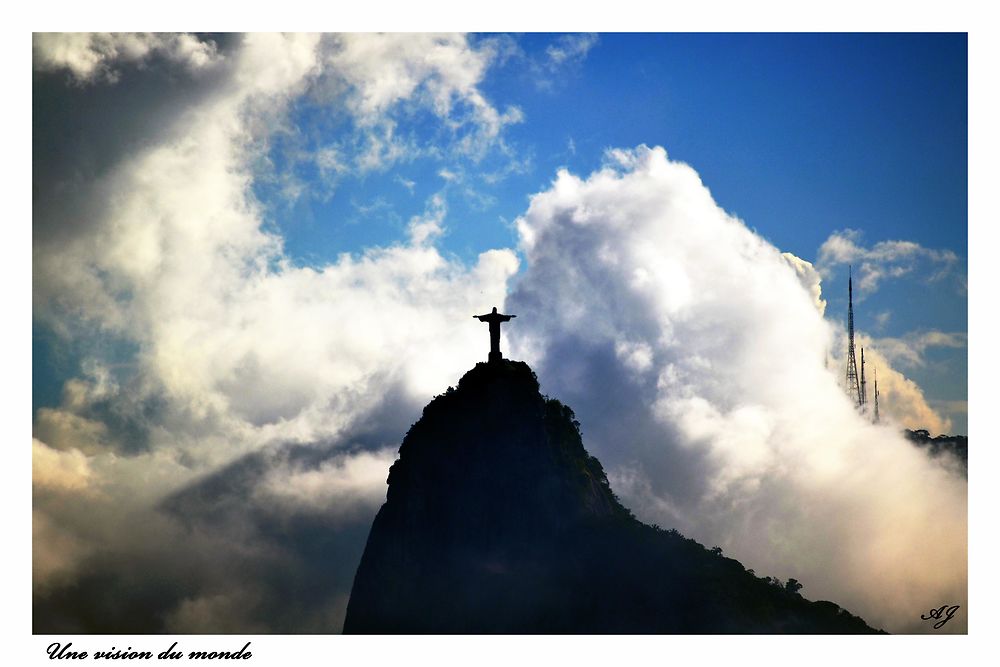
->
[33,33,222,84]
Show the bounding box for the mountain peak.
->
[344,359,879,633]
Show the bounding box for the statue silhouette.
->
[474,306,516,362]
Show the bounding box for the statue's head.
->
[492,306,498,313]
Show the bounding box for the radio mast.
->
[873,366,880,423]
[860,347,867,408]
[845,267,862,407]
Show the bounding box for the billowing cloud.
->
[32,439,93,492]
[32,33,520,632]
[34,33,518,443]
[817,228,959,293]
[781,252,827,316]
[507,145,967,632]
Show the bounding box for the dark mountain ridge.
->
[904,429,967,474]
[344,359,879,633]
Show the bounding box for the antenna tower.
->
[845,267,862,407]
[860,347,867,407]
[873,366,880,423]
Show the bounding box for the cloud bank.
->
[507,146,967,632]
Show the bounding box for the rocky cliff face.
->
[344,359,879,633]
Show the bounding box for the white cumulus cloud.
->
[507,145,967,633]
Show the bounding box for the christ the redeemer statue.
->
[474,306,516,363]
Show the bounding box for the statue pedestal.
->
[488,351,503,364]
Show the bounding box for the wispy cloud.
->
[873,310,892,331]
[395,175,416,194]
[510,33,600,91]
[867,330,967,369]
[407,193,448,246]
[817,229,959,294]
[322,33,523,167]
[545,33,599,68]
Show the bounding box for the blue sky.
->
[268,34,967,259]
[255,32,968,432]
